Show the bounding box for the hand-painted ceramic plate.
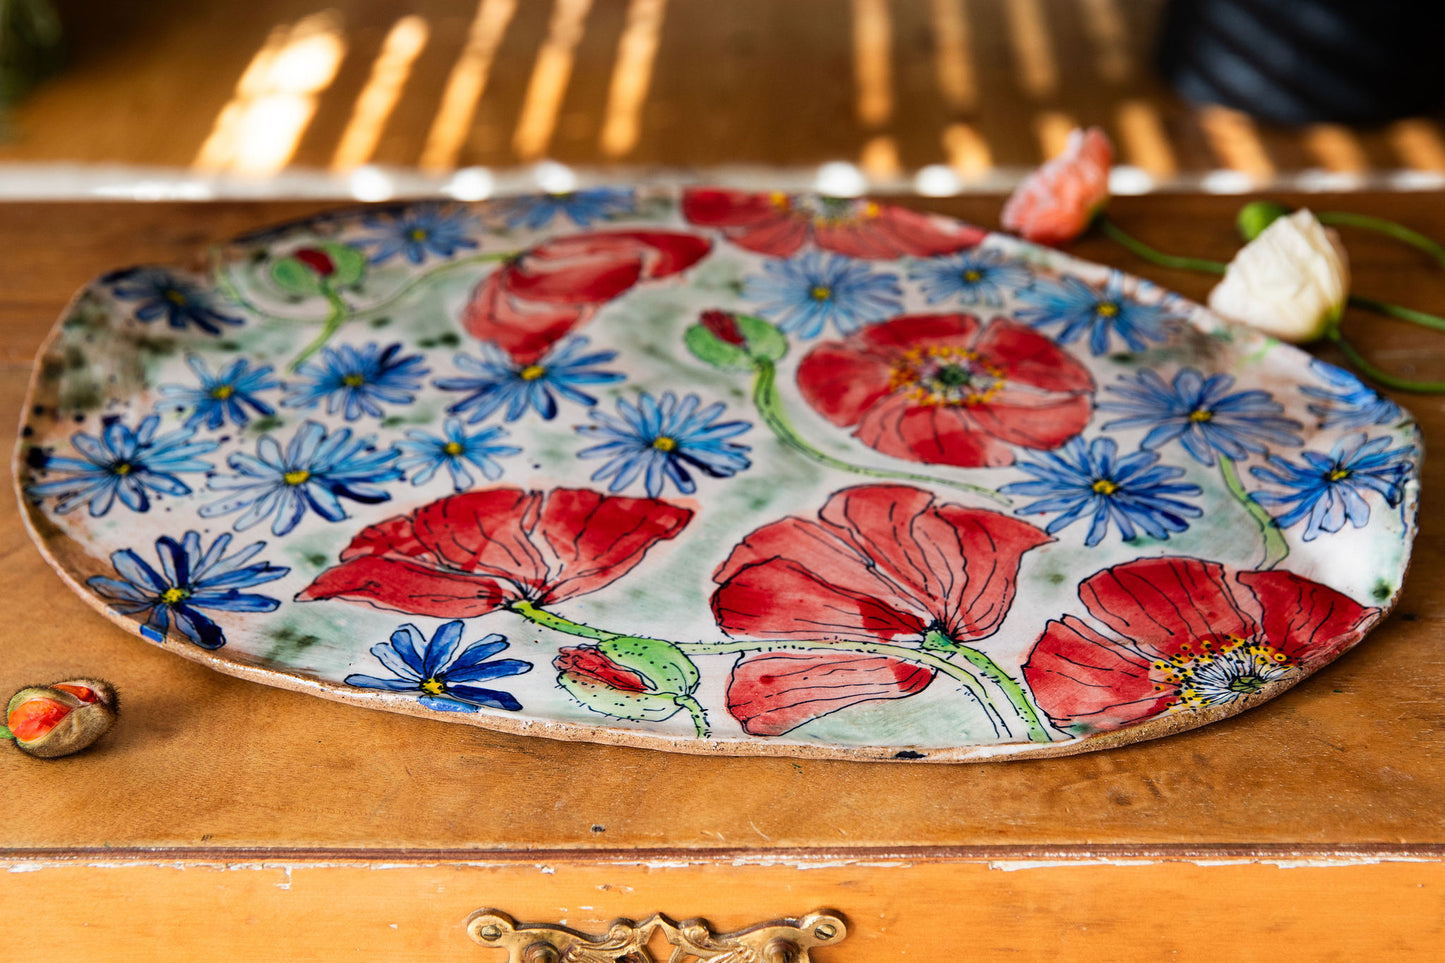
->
[16,188,1421,762]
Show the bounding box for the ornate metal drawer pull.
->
[467,908,847,962]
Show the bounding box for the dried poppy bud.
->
[5,679,118,758]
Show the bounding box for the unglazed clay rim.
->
[13,192,1423,763]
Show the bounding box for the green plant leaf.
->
[600,635,701,695]
[735,313,788,362]
[322,242,368,286]
[269,257,324,297]
[684,323,754,370]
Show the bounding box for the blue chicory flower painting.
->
[1001,436,1204,546]
[494,187,637,229]
[577,391,752,498]
[362,203,479,264]
[158,354,282,430]
[201,420,402,536]
[107,267,244,335]
[744,250,902,338]
[27,414,217,517]
[436,336,625,423]
[1249,432,1415,541]
[282,341,429,421]
[1301,359,1404,430]
[87,531,288,649]
[1100,368,1304,467]
[909,247,1033,307]
[393,417,522,491]
[1015,270,1176,356]
[346,621,532,712]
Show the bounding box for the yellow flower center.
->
[1096,301,1120,318]
[409,228,428,241]
[211,384,235,400]
[518,364,547,381]
[962,270,983,283]
[443,441,465,456]
[160,587,191,605]
[421,678,446,696]
[652,436,678,452]
[342,374,365,388]
[768,191,791,211]
[888,345,1006,408]
[1092,478,1119,495]
[283,469,311,486]
[164,289,188,306]
[810,285,832,302]
[1328,468,1351,481]
[1189,409,1213,422]
[112,462,133,476]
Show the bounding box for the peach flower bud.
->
[1208,209,1350,344]
[5,679,118,758]
[1001,127,1113,245]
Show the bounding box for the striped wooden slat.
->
[0,0,1442,190]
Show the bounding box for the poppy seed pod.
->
[6,679,117,758]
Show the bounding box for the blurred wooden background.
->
[2,0,1444,190]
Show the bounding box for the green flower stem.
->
[1098,217,1445,390]
[342,250,517,321]
[752,359,1010,506]
[922,629,1051,743]
[1349,295,1445,335]
[673,693,711,739]
[1100,217,1445,334]
[1217,455,1289,569]
[1097,217,1228,274]
[1327,329,1445,393]
[211,248,517,342]
[288,286,350,370]
[1317,211,1445,269]
[510,599,630,643]
[678,638,1050,744]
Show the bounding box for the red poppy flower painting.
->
[681,188,985,260]
[1023,556,1379,733]
[462,231,711,364]
[298,487,693,618]
[712,484,1051,735]
[796,313,1095,468]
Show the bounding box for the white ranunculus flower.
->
[1207,208,1349,343]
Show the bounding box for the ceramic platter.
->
[17,188,1421,762]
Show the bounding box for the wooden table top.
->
[2,193,1441,858]
[6,0,1444,189]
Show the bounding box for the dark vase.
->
[1157,0,1445,125]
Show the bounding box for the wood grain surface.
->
[4,855,1444,960]
[4,0,1443,185]
[0,193,1441,858]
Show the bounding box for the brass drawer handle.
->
[467,909,846,962]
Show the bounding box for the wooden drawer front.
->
[3,854,1443,960]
